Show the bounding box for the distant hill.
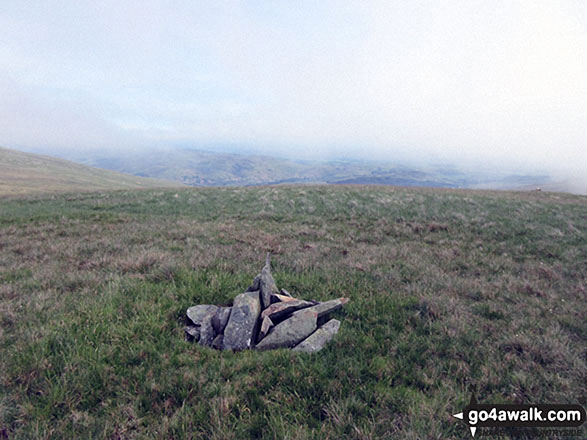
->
[62,147,553,190]
[0,146,182,195]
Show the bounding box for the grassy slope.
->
[0,186,585,439]
[0,147,182,195]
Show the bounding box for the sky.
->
[1,0,586,177]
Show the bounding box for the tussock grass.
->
[0,186,585,439]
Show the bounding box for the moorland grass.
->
[0,185,585,439]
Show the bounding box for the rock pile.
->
[184,254,348,353]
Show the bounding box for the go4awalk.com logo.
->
[452,390,585,437]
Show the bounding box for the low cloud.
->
[1,1,585,179]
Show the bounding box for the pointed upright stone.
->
[223,291,261,351]
[293,319,341,353]
[246,275,261,292]
[255,308,318,351]
[258,253,279,310]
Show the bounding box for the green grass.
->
[0,146,181,195]
[0,185,585,439]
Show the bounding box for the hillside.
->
[0,146,182,195]
[62,146,554,190]
[1,186,585,438]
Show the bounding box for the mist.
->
[1,1,586,188]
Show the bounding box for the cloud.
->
[0,74,139,152]
[0,0,585,174]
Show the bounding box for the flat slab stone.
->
[261,299,314,321]
[223,291,261,351]
[306,298,349,318]
[270,293,298,303]
[279,288,292,297]
[258,316,274,342]
[293,319,341,353]
[212,307,232,334]
[255,308,317,351]
[271,293,300,304]
[187,305,218,326]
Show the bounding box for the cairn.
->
[184,254,348,353]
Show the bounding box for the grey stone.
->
[212,307,232,334]
[306,298,349,318]
[259,253,278,310]
[246,275,261,292]
[270,293,298,304]
[258,316,274,342]
[261,299,314,321]
[187,304,218,326]
[223,291,261,351]
[293,319,341,353]
[255,308,317,351]
[184,325,200,342]
[279,288,293,297]
[198,315,217,347]
[211,334,224,350]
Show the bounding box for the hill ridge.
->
[0,146,182,195]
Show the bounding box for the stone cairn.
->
[184,254,349,353]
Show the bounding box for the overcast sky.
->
[1,1,586,174]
